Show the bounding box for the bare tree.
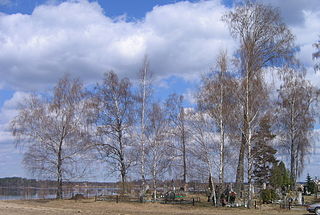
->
[223,1,295,206]
[145,103,173,201]
[277,67,319,186]
[188,110,218,206]
[313,36,320,71]
[165,94,189,189]
[197,50,239,185]
[136,56,153,196]
[93,71,134,193]
[11,75,91,199]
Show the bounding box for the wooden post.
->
[289,201,291,210]
[116,195,119,203]
[254,201,256,209]
[192,198,195,206]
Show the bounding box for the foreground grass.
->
[0,199,310,215]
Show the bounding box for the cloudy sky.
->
[0,0,319,181]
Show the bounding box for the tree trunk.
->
[247,126,253,208]
[120,156,126,194]
[180,108,187,189]
[290,101,296,189]
[290,141,296,189]
[152,163,157,201]
[140,133,146,197]
[153,180,157,202]
[120,162,126,194]
[182,132,187,188]
[236,69,250,200]
[56,141,63,199]
[118,128,127,194]
[209,174,217,206]
[140,63,147,190]
[219,116,225,184]
[219,73,225,184]
[235,132,246,193]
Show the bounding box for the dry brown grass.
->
[0,199,310,215]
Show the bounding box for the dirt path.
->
[0,200,309,215]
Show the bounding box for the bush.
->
[261,189,278,204]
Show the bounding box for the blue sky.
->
[0,0,232,17]
[0,0,319,182]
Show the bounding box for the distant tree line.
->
[0,177,121,188]
[0,177,38,188]
[10,1,320,206]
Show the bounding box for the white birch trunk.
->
[219,73,225,184]
[141,64,147,187]
[247,125,253,208]
[209,171,217,206]
[245,64,253,208]
[152,161,157,201]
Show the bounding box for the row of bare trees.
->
[10,1,320,205]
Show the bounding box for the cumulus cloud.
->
[0,92,30,178]
[0,0,318,90]
[0,91,29,143]
[290,10,320,87]
[0,0,234,91]
[258,0,320,26]
[256,1,320,88]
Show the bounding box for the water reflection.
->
[0,187,119,200]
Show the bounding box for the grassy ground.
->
[0,199,311,215]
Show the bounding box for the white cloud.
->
[289,10,320,88]
[0,0,318,92]
[258,0,320,26]
[0,0,235,90]
[0,91,29,124]
[292,10,320,64]
[0,92,30,178]
[183,88,196,105]
[0,91,30,147]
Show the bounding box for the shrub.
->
[261,189,278,204]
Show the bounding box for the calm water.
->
[0,187,119,200]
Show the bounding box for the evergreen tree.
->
[306,173,315,194]
[252,115,277,185]
[270,161,292,190]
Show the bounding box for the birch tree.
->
[197,50,239,185]
[188,110,218,206]
[146,103,173,201]
[277,68,319,187]
[93,71,134,193]
[11,76,91,199]
[165,94,189,189]
[136,56,153,195]
[223,1,295,206]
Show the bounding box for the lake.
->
[0,186,119,200]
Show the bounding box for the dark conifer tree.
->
[252,115,277,185]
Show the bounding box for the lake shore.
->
[0,199,308,215]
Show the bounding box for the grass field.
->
[0,199,311,215]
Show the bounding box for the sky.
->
[0,0,319,182]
